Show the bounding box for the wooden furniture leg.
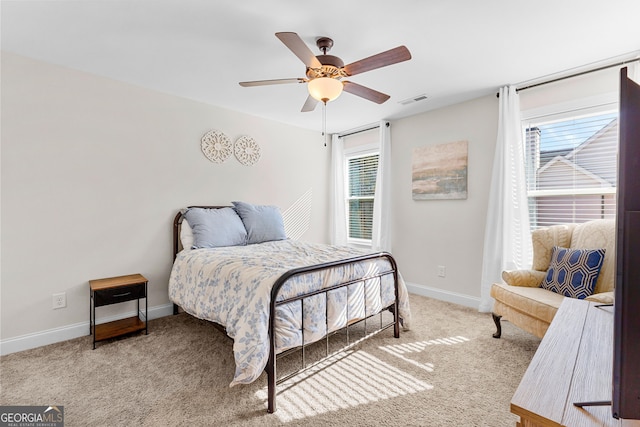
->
[492,312,502,338]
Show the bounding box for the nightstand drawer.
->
[93,283,145,307]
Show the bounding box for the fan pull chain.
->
[322,101,327,146]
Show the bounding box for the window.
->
[522,109,618,229]
[346,150,379,243]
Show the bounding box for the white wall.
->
[2,50,625,353]
[0,52,330,350]
[519,66,620,114]
[389,95,499,306]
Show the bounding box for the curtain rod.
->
[338,121,389,138]
[496,57,640,97]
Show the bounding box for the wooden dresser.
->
[511,298,639,427]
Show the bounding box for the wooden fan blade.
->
[342,81,390,104]
[301,95,319,112]
[275,32,323,69]
[239,78,305,87]
[343,46,411,76]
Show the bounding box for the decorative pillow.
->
[540,246,605,299]
[232,201,287,244]
[183,207,247,248]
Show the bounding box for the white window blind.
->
[347,153,379,241]
[522,110,618,229]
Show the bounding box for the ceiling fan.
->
[239,32,412,112]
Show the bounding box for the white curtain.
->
[330,133,347,245]
[479,86,532,312]
[372,120,392,252]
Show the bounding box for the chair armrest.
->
[585,291,614,304]
[502,270,546,287]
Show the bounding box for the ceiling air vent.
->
[399,94,428,105]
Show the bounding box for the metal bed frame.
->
[171,206,401,413]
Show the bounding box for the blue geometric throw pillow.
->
[540,246,605,299]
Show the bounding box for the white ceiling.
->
[2,1,640,134]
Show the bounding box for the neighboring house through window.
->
[522,107,618,229]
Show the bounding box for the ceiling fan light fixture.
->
[308,77,343,103]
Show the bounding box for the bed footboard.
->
[265,252,400,413]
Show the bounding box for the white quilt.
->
[168,239,411,386]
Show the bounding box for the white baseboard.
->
[406,281,480,310]
[0,303,174,356]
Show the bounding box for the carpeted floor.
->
[0,294,539,426]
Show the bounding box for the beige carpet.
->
[0,294,539,426]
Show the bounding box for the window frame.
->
[521,94,618,230]
[344,143,379,247]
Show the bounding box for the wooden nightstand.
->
[89,273,148,349]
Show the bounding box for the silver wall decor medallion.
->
[234,136,261,166]
[201,130,232,163]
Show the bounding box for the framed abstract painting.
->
[412,140,468,200]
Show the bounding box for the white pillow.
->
[180,218,194,251]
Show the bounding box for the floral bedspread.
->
[168,239,411,386]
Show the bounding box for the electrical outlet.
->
[52,292,66,309]
[437,265,446,277]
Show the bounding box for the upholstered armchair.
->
[490,219,616,339]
